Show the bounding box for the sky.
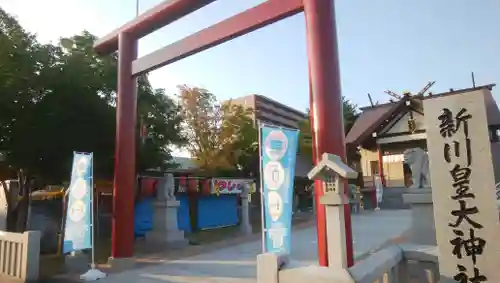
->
[2,0,500,156]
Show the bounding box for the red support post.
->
[111,32,138,259]
[377,145,386,187]
[304,0,354,267]
[308,67,329,267]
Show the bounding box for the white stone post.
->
[320,175,348,268]
[307,153,358,269]
[402,188,436,245]
[24,230,41,281]
[240,184,252,234]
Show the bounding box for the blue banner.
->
[63,152,93,254]
[260,126,299,254]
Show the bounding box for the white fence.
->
[0,231,40,282]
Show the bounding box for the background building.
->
[227,94,307,129]
[225,94,313,213]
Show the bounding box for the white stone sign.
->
[424,89,500,283]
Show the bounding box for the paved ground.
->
[95,210,411,283]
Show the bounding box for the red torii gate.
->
[94,0,352,267]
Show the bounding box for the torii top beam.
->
[93,0,216,55]
[94,0,304,76]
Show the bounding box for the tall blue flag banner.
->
[63,152,93,254]
[260,125,299,254]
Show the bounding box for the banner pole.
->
[90,153,96,268]
[258,122,266,253]
[80,152,107,281]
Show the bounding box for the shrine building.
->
[346,84,500,189]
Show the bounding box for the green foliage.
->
[177,85,225,170]
[342,96,359,134]
[298,97,359,160]
[177,86,258,176]
[0,9,184,182]
[220,101,258,176]
[137,85,185,172]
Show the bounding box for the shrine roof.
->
[346,84,499,146]
[345,102,401,146]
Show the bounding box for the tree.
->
[0,9,184,182]
[177,85,258,175]
[136,83,185,172]
[298,96,359,161]
[219,102,258,176]
[177,85,228,171]
[0,8,58,179]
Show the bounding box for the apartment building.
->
[226,94,312,204]
[226,94,307,129]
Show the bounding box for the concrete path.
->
[96,210,411,283]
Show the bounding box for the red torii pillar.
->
[304,0,353,267]
[94,0,353,267]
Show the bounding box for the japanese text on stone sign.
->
[438,107,487,283]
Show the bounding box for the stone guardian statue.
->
[403,147,431,189]
[164,173,176,201]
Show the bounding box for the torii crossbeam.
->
[94,0,352,267]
